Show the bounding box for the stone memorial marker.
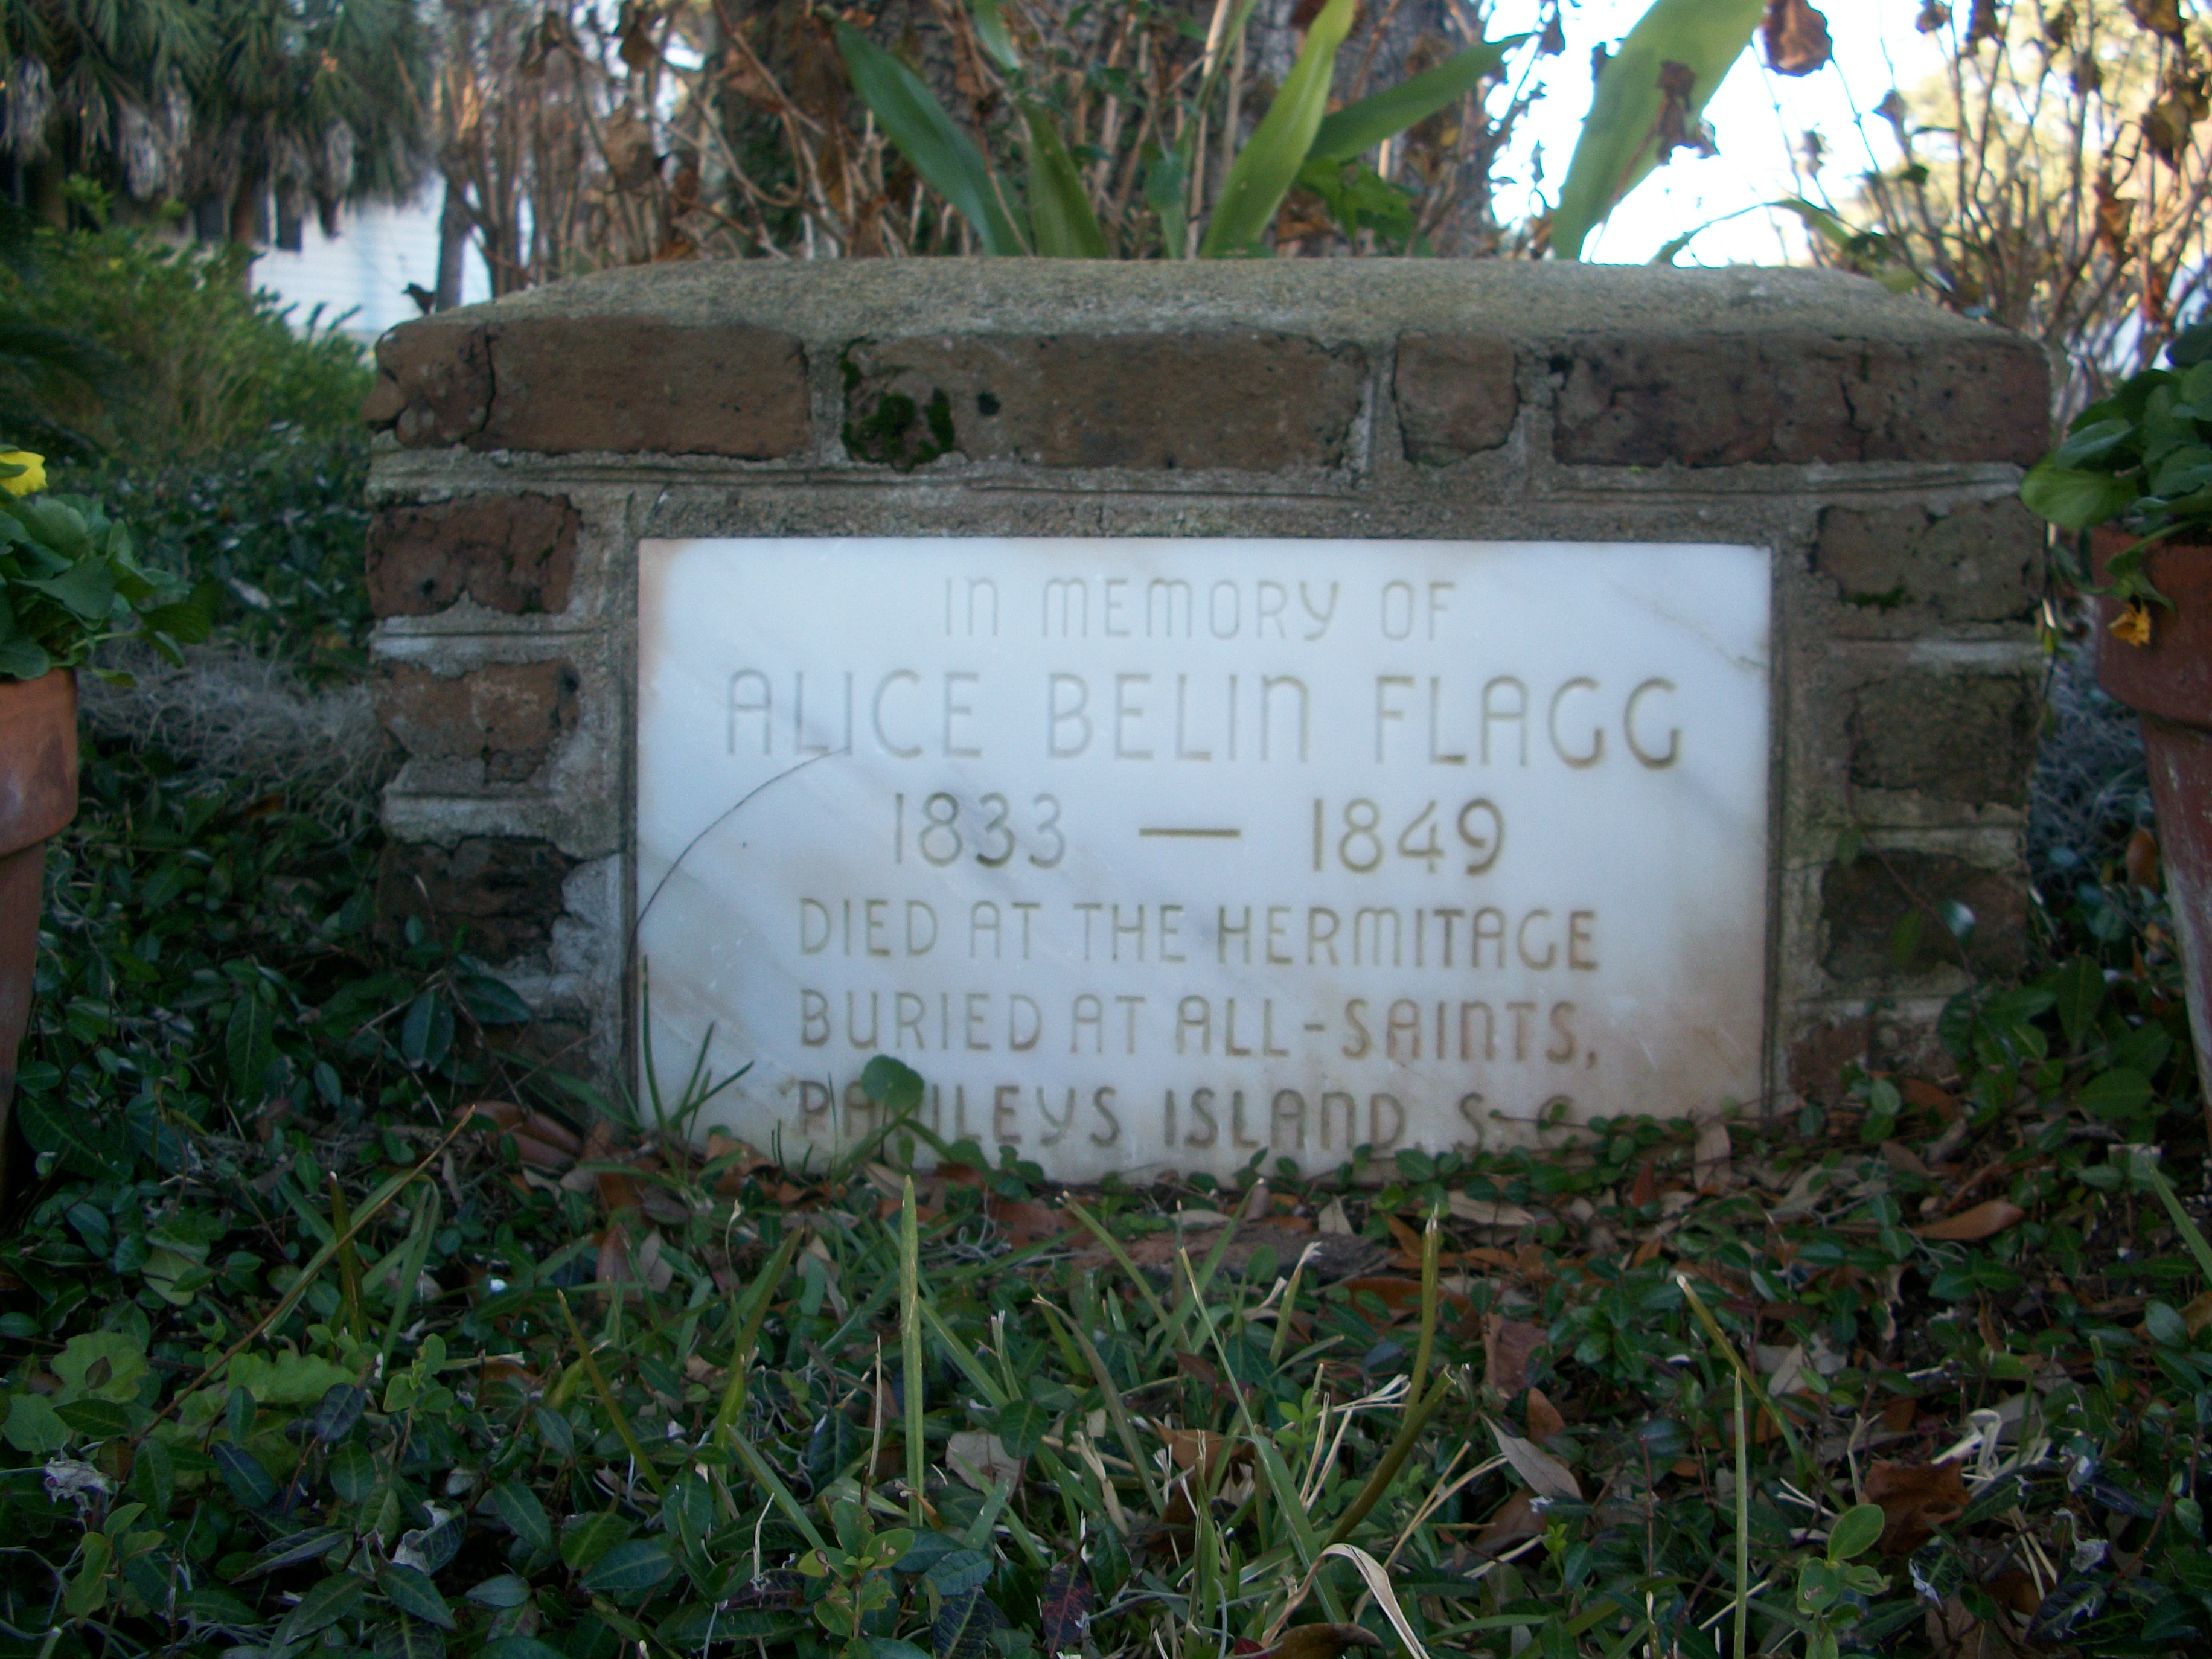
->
[636,536,1768,1175]
[363,262,2048,1178]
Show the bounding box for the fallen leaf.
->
[1038,1559,1093,1657]
[1525,1387,1566,1440]
[1483,1315,1547,1394]
[1902,1078,1960,1116]
[989,1197,1068,1245]
[1626,1156,1658,1210]
[1692,1117,1732,1191]
[1158,1428,1248,1480]
[947,1430,1024,1490]
[1880,1396,1918,1434]
[1762,0,1833,74]
[2126,826,2161,890]
[1917,1200,2026,1242]
[1448,1193,1536,1227]
[1486,1318,1539,1398]
[1864,1459,1969,1554]
[1175,1351,1223,1387]
[1384,1214,1424,1264]
[1471,1489,1544,1554]
[1256,1625,1386,1659]
[1881,1139,1932,1178]
[2183,1287,2212,1335]
[1490,1421,1581,1501]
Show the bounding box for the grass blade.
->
[1061,1198,1174,1331]
[557,1290,664,1498]
[723,1418,831,1555]
[1308,37,1520,163]
[714,1228,803,1436]
[1406,1209,1440,1413]
[378,1185,441,1379]
[836,25,1029,255]
[901,1177,927,1524]
[1733,1370,1748,1659]
[1035,1299,1167,1517]
[1198,0,1357,256]
[1319,1371,1457,1549]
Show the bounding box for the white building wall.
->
[251,192,491,340]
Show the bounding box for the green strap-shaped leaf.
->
[836,25,1028,256]
[1550,0,1764,261]
[969,0,1019,72]
[1199,0,1359,257]
[1021,102,1108,258]
[1308,36,1522,163]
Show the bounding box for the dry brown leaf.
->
[1881,1140,1932,1178]
[2126,826,2161,890]
[2184,1287,2212,1336]
[1525,1386,1566,1440]
[1471,1489,1544,1554]
[1483,1315,1547,1394]
[1626,1156,1659,1210]
[1158,1427,1250,1481]
[1902,1078,1960,1116]
[1693,1116,1732,1191]
[1447,1193,1536,1227]
[1490,1421,1581,1500]
[1865,1459,1970,1555]
[1762,0,1833,75]
[1384,1215,1425,1264]
[947,1430,1025,1490]
[1917,1200,2026,1242]
[989,1197,1069,1245]
[1255,1623,1386,1659]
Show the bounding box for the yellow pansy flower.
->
[0,452,45,497]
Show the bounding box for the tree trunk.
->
[228,159,267,270]
[435,173,471,308]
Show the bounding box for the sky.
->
[1491,0,1951,266]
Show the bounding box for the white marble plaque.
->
[636,538,1770,1179]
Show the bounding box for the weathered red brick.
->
[366,494,581,619]
[374,837,577,961]
[1555,334,2049,467]
[844,334,1367,470]
[1394,335,1518,462]
[482,316,809,456]
[1849,674,2039,805]
[364,318,494,449]
[1821,851,2029,983]
[1814,499,2042,629]
[377,661,581,785]
[364,315,810,457]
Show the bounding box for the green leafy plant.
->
[0,456,213,681]
[2022,319,2212,603]
[837,0,1516,258]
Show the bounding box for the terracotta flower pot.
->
[0,669,76,1194]
[2093,528,2212,1102]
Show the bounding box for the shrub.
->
[0,208,370,462]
